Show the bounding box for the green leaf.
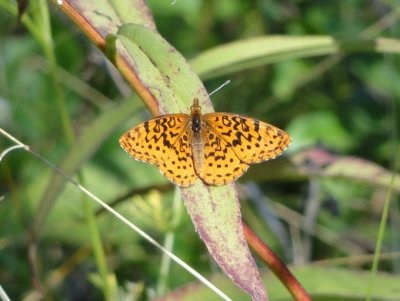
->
[287,111,354,153]
[291,148,400,192]
[116,23,209,113]
[190,36,400,80]
[116,23,268,300]
[156,266,400,301]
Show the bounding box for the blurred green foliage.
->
[0,1,399,300]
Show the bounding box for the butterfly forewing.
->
[119,114,190,164]
[203,113,291,164]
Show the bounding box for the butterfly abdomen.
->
[192,130,204,172]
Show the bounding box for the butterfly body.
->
[190,101,205,174]
[120,98,291,187]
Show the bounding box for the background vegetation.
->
[0,1,399,300]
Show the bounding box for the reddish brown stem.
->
[242,221,313,301]
[51,0,160,115]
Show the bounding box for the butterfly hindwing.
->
[158,128,197,187]
[196,126,249,185]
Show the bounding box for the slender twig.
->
[366,148,399,301]
[0,285,11,301]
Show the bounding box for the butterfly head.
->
[190,98,201,114]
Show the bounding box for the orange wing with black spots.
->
[119,114,196,186]
[120,99,291,187]
[158,128,197,187]
[203,113,291,164]
[196,126,249,185]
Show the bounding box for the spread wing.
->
[203,113,291,164]
[158,128,197,187]
[120,114,197,187]
[119,114,190,164]
[196,126,249,185]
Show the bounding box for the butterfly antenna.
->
[208,80,231,97]
[164,78,230,100]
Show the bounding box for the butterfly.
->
[119,98,291,187]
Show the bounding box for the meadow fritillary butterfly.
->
[120,99,291,187]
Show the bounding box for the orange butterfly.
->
[120,99,291,187]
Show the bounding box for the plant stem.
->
[243,221,312,301]
[366,148,399,301]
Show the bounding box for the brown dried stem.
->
[243,221,313,301]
